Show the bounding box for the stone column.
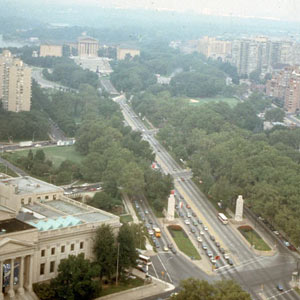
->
[8,258,15,299]
[17,257,24,295]
[25,255,33,292]
[0,261,4,300]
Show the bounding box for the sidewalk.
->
[97,270,174,300]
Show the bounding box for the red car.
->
[186,204,191,209]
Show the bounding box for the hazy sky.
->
[62,0,300,21]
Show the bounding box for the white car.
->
[200,231,204,235]
[187,213,192,218]
[210,257,216,264]
[197,236,203,242]
[224,253,230,260]
[148,230,154,235]
[184,219,190,225]
[203,226,208,231]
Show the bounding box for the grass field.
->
[238,225,271,251]
[100,277,145,297]
[0,164,17,177]
[189,97,239,108]
[120,214,134,223]
[168,225,201,259]
[6,145,84,168]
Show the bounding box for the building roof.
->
[0,218,35,235]
[28,215,82,231]
[19,198,118,232]
[0,176,63,195]
[78,36,98,43]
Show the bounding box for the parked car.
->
[202,243,208,250]
[277,284,284,292]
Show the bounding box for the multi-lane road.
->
[115,94,300,300]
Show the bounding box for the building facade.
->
[0,176,120,299]
[39,45,63,57]
[116,48,140,60]
[0,50,31,112]
[197,36,232,61]
[78,36,99,57]
[284,69,300,113]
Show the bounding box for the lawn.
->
[5,145,84,168]
[100,277,145,297]
[120,214,133,223]
[238,225,271,251]
[189,97,239,108]
[168,225,201,259]
[0,163,18,177]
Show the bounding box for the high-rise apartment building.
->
[266,66,292,99]
[284,68,300,113]
[197,37,232,60]
[0,50,31,112]
[266,66,300,113]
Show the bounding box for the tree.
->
[265,108,285,122]
[51,254,100,300]
[117,224,138,277]
[173,279,251,300]
[34,149,46,162]
[93,225,117,281]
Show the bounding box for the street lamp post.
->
[116,243,120,286]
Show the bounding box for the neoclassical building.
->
[0,176,120,300]
[78,36,99,58]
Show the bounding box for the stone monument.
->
[235,195,244,222]
[167,190,175,221]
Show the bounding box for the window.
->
[61,245,65,253]
[50,261,55,273]
[53,195,57,200]
[21,198,24,205]
[28,197,32,204]
[41,249,45,257]
[80,242,84,249]
[45,196,49,200]
[51,247,55,255]
[40,263,45,275]
[71,244,75,251]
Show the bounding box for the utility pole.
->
[116,243,120,286]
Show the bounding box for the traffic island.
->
[238,225,271,251]
[167,225,201,260]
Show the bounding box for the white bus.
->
[218,213,228,225]
[138,254,152,266]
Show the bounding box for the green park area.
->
[238,225,271,251]
[100,277,145,297]
[4,145,83,168]
[168,225,201,259]
[189,97,239,107]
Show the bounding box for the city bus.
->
[218,213,228,225]
[138,254,152,266]
[153,227,161,238]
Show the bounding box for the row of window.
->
[40,253,86,276]
[41,242,84,257]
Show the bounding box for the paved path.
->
[0,156,28,176]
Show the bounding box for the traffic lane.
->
[177,179,255,262]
